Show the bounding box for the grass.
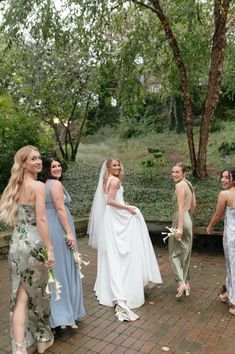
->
[63,122,235,229]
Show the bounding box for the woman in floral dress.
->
[0,146,54,354]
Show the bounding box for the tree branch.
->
[131,0,156,13]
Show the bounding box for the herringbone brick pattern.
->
[1,237,235,353]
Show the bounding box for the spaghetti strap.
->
[184,179,194,195]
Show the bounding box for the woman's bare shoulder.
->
[175,180,186,190]
[34,180,46,191]
[109,177,120,187]
[218,190,229,199]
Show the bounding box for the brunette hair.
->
[230,168,235,186]
[43,157,63,181]
[174,162,186,173]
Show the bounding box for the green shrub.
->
[210,119,224,133]
[218,142,235,157]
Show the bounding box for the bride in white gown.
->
[88,158,162,321]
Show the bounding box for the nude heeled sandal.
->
[37,338,54,353]
[176,282,187,298]
[219,292,229,303]
[185,282,190,296]
[15,341,27,354]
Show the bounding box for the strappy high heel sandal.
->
[176,282,187,299]
[15,341,27,354]
[219,292,229,303]
[37,338,54,354]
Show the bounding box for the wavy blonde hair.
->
[0,145,39,226]
[103,158,124,190]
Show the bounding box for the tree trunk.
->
[175,96,184,134]
[132,0,197,174]
[71,97,91,161]
[52,124,66,159]
[133,0,231,178]
[168,96,175,131]
[151,0,197,174]
[197,0,231,178]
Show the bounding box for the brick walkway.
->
[1,237,235,354]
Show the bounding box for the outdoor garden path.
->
[1,236,235,354]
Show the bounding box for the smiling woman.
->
[0,145,54,354]
[88,158,162,322]
[207,168,235,315]
[169,162,196,299]
[43,157,85,329]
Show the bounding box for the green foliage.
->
[120,125,142,139]
[63,159,221,228]
[218,142,235,158]
[0,95,54,191]
[141,155,157,168]
[210,119,225,133]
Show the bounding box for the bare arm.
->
[107,178,136,214]
[191,191,196,215]
[50,180,75,247]
[34,182,54,267]
[207,191,227,234]
[175,182,185,239]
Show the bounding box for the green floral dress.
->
[8,205,53,353]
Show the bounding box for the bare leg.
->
[12,282,28,353]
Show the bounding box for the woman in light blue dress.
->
[207,168,235,315]
[44,157,85,328]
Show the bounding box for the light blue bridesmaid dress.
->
[45,179,85,328]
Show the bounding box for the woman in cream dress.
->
[207,168,235,315]
[88,158,162,321]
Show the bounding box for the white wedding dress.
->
[93,182,162,314]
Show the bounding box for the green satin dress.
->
[168,179,194,283]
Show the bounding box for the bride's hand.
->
[128,206,137,214]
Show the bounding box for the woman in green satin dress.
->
[168,162,196,298]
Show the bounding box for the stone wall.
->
[0,218,89,260]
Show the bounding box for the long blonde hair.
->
[0,145,39,226]
[103,158,124,190]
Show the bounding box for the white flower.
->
[162,226,178,243]
[162,227,186,248]
[64,234,90,278]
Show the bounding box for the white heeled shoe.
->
[37,338,54,354]
[61,324,78,329]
